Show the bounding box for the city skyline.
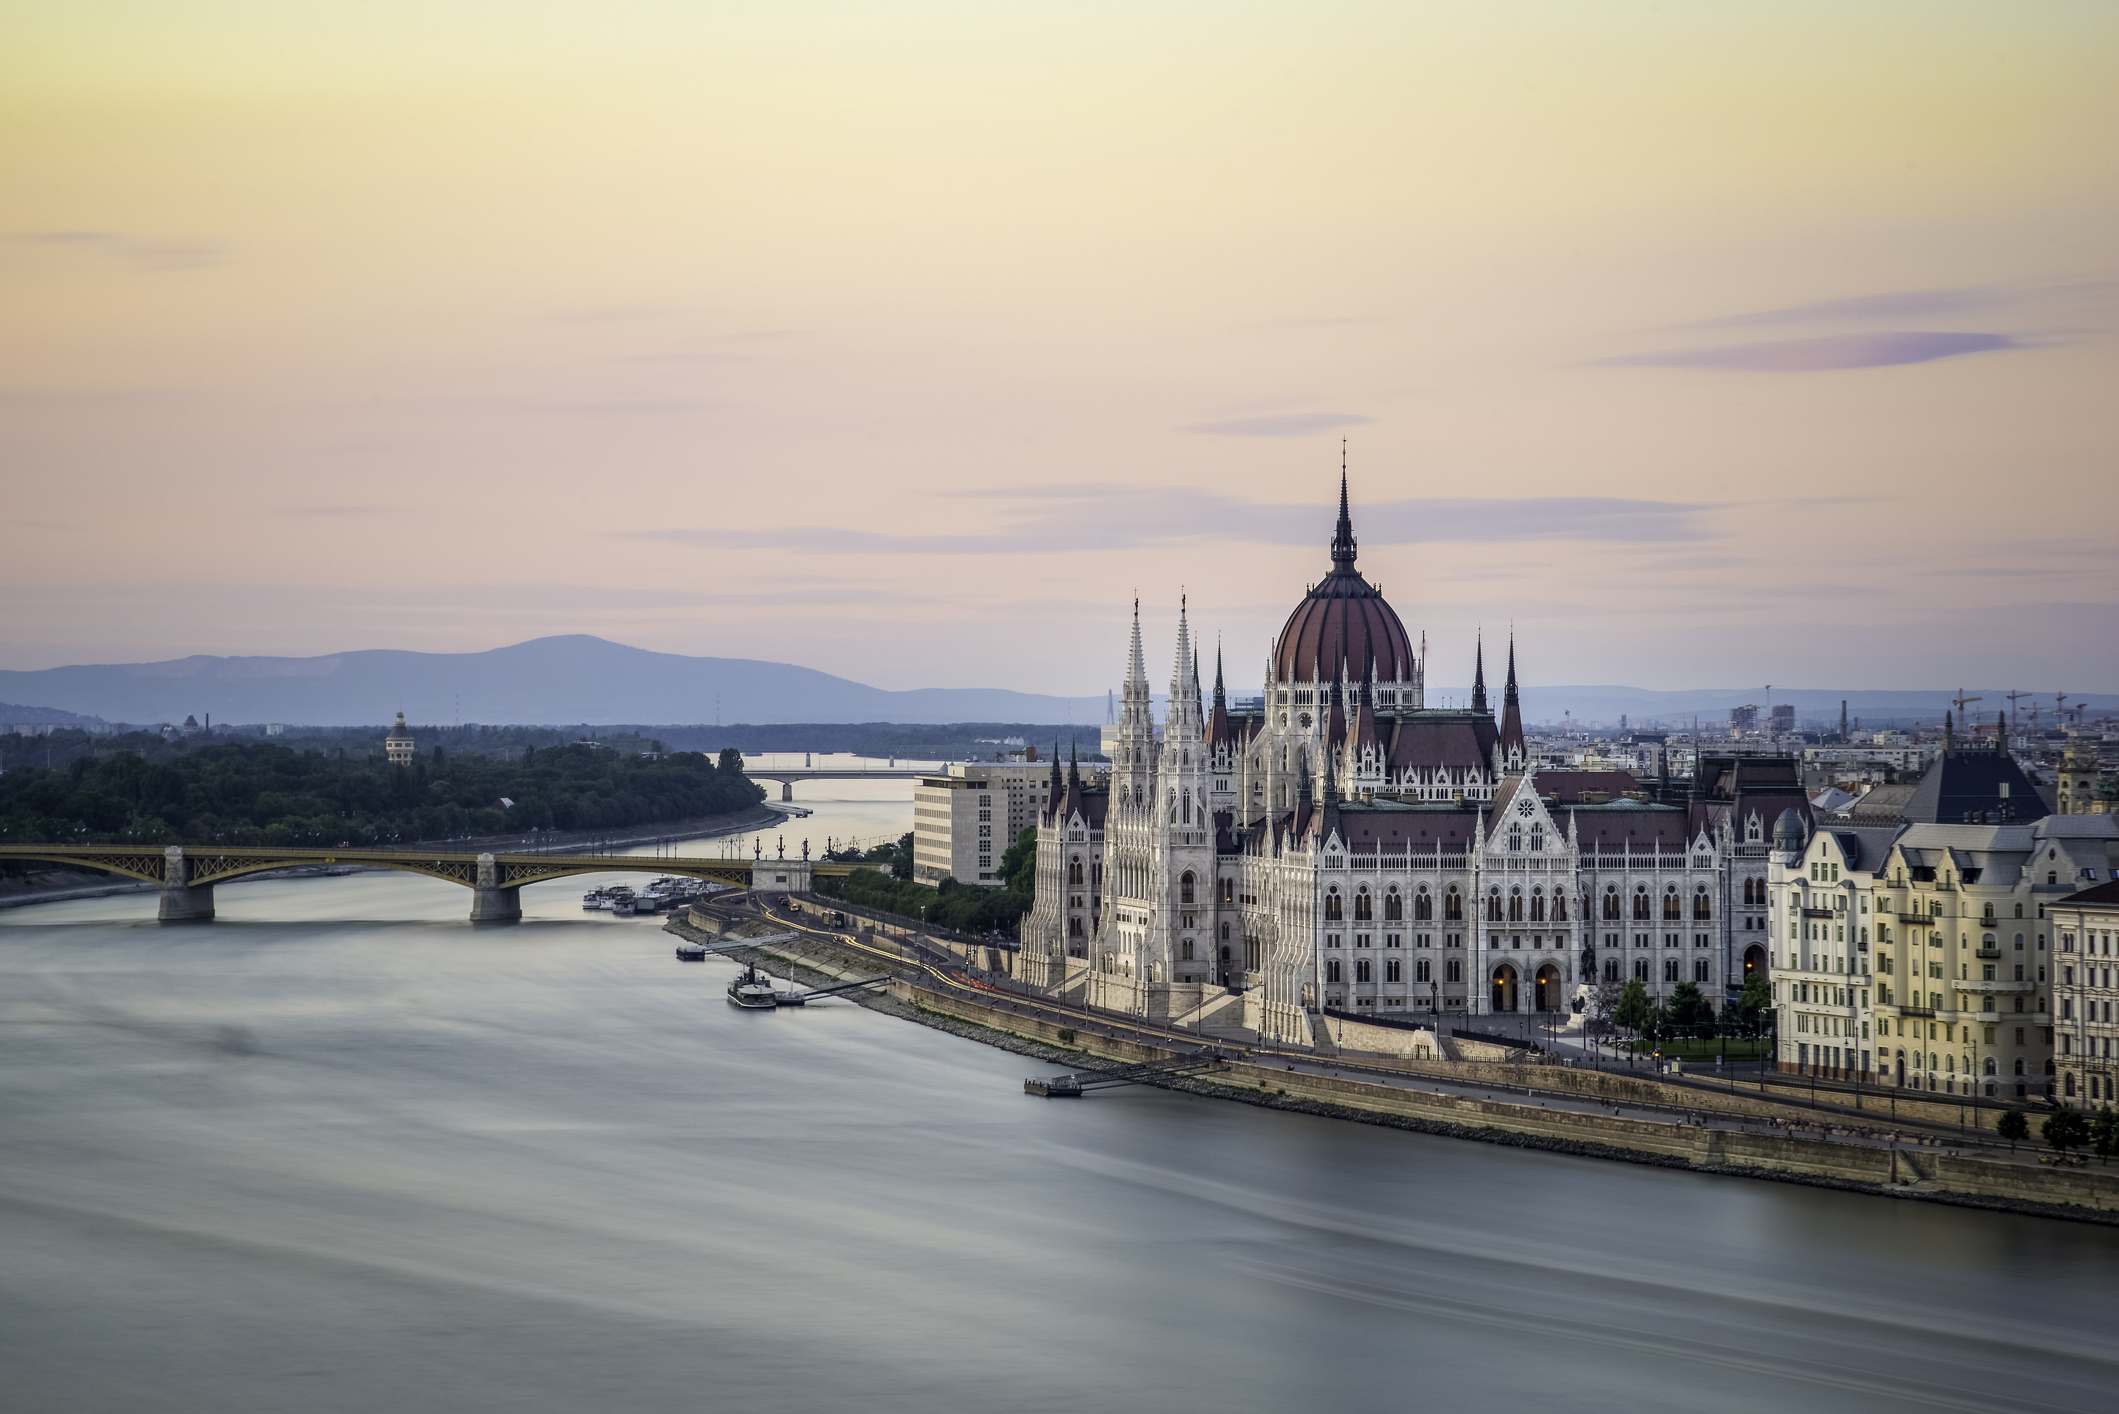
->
[5,3,2116,691]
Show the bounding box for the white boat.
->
[726,961,776,1009]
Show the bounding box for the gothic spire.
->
[1499,633,1525,759]
[1068,739,1081,788]
[1049,737,1063,795]
[1172,593,1194,691]
[1212,641,1226,713]
[1471,632,1488,714]
[1126,597,1146,690]
[1504,634,1519,708]
[1329,443,1357,569]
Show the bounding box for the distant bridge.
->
[740,764,935,800]
[0,844,868,925]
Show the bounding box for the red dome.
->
[1272,477,1415,682]
[1272,566,1416,683]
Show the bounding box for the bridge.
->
[0,844,872,926]
[738,763,934,801]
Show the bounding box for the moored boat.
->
[726,962,776,1009]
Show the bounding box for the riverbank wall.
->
[888,979,2119,1223]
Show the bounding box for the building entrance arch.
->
[1742,944,1765,980]
[1534,963,1562,1013]
[1490,963,1519,1013]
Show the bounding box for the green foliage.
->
[1733,973,1772,1032]
[999,827,1038,893]
[2092,1106,2119,1160]
[0,740,763,849]
[1667,981,1715,1036]
[1995,1110,2030,1147]
[2042,1109,2090,1153]
[1612,978,1653,1033]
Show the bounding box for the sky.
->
[4,2,2116,697]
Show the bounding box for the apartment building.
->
[2053,879,2119,1108]
[913,760,1075,885]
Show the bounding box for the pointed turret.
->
[1127,597,1146,690]
[1049,737,1063,797]
[1499,634,1525,761]
[1330,446,1357,569]
[1471,633,1489,714]
[1068,739,1081,789]
[1207,640,1234,749]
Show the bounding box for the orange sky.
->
[5,2,2116,694]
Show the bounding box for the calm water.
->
[4,803,2118,1412]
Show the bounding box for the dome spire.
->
[1330,441,1357,569]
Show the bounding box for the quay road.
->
[710,893,2052,1169]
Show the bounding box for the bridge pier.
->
[781,781,794,801]
[470,853,521,925]
[158,846,215,924]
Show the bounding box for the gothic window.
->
[1355,959,1372,983]
[1412,889,1430,921]
[1508,827,1522,852]
[1694,958,1710,983]
[1068,917,1083,937]
[1530,888,1546,923]
[1325,890,1343,921]
[1603,887,1621,921]
[1416,958,1430,983]
[1386,958,1401,983]
[1747,814,1761,842]
[1091,862,1102,891]
[1529,825,1544,853]
[1326,959,1342,983]
[1486,889,1502,923]
[1552,894,1567,922]
[1182,939,1194,960]
[1508,888,1523,923]
[1445,888,1463,922]
[1694,887,1711,921]
[1354,890,1373,922]
[1220,921,1229,940]
[1180,871,1196,904]
[1068,857,1083,886]
[1447,958,1462,982]
[1386,889,1404,922]
[1633,888,1650,921]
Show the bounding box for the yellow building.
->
[2057,736,2110,815]
[385,712,415,766]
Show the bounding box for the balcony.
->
[1975,946,2002,959]
[1960,977,2035,993]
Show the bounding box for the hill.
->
[0,636,1106,728]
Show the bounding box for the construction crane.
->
[2057,693,2072,727]
[2005,690,2032,732]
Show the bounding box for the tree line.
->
[0,740,764,850]
[814,828,1038,936]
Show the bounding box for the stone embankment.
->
[665,913,2119,1224]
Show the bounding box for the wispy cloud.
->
[1185,413,1372,437]
[1687,288,2006,328]
[10,230,225,271]
[1606,332,2017,372]
[635,487,1718,556]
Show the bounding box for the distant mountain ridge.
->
[0,636,1108,728]
[0,636,2108,730]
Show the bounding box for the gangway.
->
[1025,1052,1228,1097]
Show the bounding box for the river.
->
[2,772,2116,1412]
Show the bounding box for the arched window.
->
[1354,889,1373,922]
[1068,856,1083,886]
[1325,890,1343,921]
[1663,888,1681,922]
[1984,1057,1996,1075]
[1604,887,1621,921]
[1220,921,1229,941]
[1552,893,1567,922]
[1530,888,1545,923]
[1633,888,1650,922]
[1693,886,1711,921]
[1181,939,1194,960]
[1486,889,1503,922]
[1416,958,1430,983]
[1508,826,1522,851]
[1445,888,1462,922]
[1529,825,1544,853]
[1508,888,1524,923]
[1180,871,1195,904]
[1385,889,1404,922]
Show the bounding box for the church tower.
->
[1151,597,1217,994]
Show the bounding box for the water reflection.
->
[2,854,2116,1413]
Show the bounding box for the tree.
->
[1612,978,1653,1034]
[1667,981,1715,1038]
[891,830,915,880]
[1995,1110,2029,1151]
[1732,973,1772,1036]
[2042,1109,2090,1154]
[2092,1106,2119,1164]
[999,827,1038,894]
